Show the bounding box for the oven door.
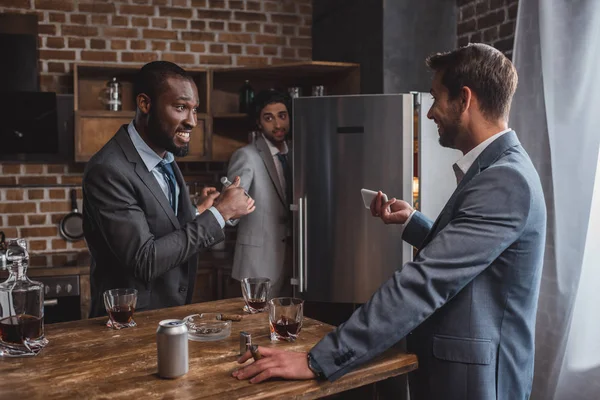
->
[38,275,81,323]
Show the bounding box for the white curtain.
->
[511,1,600,399]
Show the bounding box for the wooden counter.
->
[0,298,417,399]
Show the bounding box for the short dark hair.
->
[133,61,193,102]
[250,89,291,121]
[426,43,518,121]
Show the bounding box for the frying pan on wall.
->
[59,189,84,242]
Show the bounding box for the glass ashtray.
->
[183,313,232,342]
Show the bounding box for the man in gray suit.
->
[227,90,293,297]
[232,44,547,400]
[83,61,254,317]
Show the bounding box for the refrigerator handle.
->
[302,196,308,292]
[289,199,304,292]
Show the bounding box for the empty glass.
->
[103,289,138,329]
[269,297,304,342]
[241,277,270,314]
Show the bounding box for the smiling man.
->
[83,61,255,317]
[226,89,294,297]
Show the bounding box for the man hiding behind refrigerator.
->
[232,43,547,400]
[226,89,294,297]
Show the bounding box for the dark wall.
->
[312,0,384,93]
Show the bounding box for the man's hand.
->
[195,186,220,214]
[232,347,316,384]
[214,176,255,220]
[370,191,414,224]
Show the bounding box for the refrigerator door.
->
[292,94,414,303]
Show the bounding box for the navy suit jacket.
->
[310,131,547,400]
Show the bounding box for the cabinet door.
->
[74,111,133,162]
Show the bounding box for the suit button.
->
[334,358,341,366]
[179,287,187,293]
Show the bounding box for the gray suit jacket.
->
[310,131,547,400]
[227,136,291,295]
[83,126,224,318]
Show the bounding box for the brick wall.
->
[0,0,311,263]
[457,0,519,59]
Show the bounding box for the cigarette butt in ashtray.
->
[249,345,263,361]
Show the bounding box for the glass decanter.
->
[0,239,48,357]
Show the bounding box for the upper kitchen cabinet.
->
[210,61,360,161]
[73,64,209,162]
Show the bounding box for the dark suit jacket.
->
[83,125,224,317]
[310,131,547,400]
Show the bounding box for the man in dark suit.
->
[232,44,547,400]
[83,61,254,317]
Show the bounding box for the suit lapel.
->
[417,131,521,250]
[256,136,286,206]
[115,126,181,229]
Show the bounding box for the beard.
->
[438,104,462,149]
[147,109,189,158]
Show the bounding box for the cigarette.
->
[249,344,263,361]
[218,313,242,322]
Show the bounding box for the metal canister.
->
[104,77,122,111]
[156,319,188,378]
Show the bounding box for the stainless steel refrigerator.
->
[291,93,460,303]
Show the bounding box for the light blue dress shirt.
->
[127,122,225,227]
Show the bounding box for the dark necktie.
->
[158,162,177,212]
[276,152,292,205]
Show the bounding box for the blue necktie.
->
[158,162,177,212]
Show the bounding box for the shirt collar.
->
[262,133,288,156]
[128,121,175,172]
[454,128,511,176]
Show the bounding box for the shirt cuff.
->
[208,206,226,229]
[397,209,417,236]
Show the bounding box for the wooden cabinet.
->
[73,61,360,163]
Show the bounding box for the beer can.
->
[156,319,189,378]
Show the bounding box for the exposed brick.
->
[483,26,499,42]
[508,3,518,20]
[209,0,225,8]
[198,55,232,65]
[208,44,223,53]
[245,23,260,33]
[237,56,268,66]
[119,4,155,16]
[254,35,285,46]
[192,21,206,30]
[499,21,515,38]
[68,38,85,48]
[458,19,476,36]
[218,33,252,44]
[192,0,207,6]
[152,17,168,28]
[143,29,178,39]
[52,239,67,250]
[190,43,206,52]
[60,176,82,185]
[81,50,118,62]
[171,0,188,6]
[162,53,195,64]
[229,0,243,10]
[62,25,98,37]
[264,24,278,35]
[92,14,109,25]
[209,21,225,30]
[8,215,26,226]
[38,24,57,35]
[477,9,506,31]
[227,44,242,54]
[263,46,278,56]
[25,164,44,174]
[0,203,36,213]
[5,189,24,201]
[51,214,64,224]
[299,26,311,37]
[104,27,139,38]
[29,240,47,251]
[461,4,475,21]
[47,165,65,174]
[271,14,300,24]
[172,19,188,29]
[49,189,66,199]
[494,38,514,53]
[282,47,295,58]
[290,37,310,47]
[181,31,215,41]
[28,215,48,225]
[469,31,482,43]
[111,15,129,26]
[0,0,30,8]
[111,39,127,50]
[19,176,59,185]
[159,7,192,18]
[39,201,70,213]
[28,190,45,200]
[0,228,18,238]
[132,17,150,27]
[90,39,106,49]
[129,40,146,50]
[476,1,489,14]
[47,62,65,73]
[39,50,76,60]
[299,4,311,15]
[152,41,167,51]
[2,165,21,174]
[21,227,59,237]
[264,2,279,12]
[121,52,159,63]
[246,1,261,11]
[246,45,260,55]
[35,0,74,12]
[78,2,115,13]
[69,13,88,24]
[49,12,66,23]
[228,22,242,32]
[297,48,311,59]
[70,241,88,249]
[282,25,294,35]
[281,1,296,13]
[197,10,231,20]
[234,11,266,22]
